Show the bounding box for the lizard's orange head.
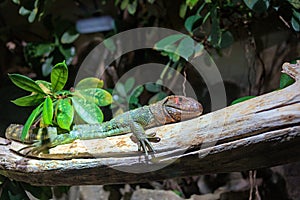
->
[163,95,203,122]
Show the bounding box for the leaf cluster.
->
[9,61,112,140]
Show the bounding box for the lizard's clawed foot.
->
[131,132,161,156]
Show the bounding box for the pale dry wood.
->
[0,61,299,186]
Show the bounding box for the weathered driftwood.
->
[0,62,299,186]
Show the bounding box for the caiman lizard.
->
[6,95,203,156]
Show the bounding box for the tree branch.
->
[0,61,299,186]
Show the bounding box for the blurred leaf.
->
[231,96,256,105]
[25,43,55,58]
[280,73,295,89]
[22,183,52,200]
[154,34,185,51]
[51,61,68,92]
[120,0,128,10]
[12,0,20,4]
[61,29,79,44]
[194,42,204,56]
[19,6,31,15]
[219,30,234,48]
[124,77,135,93]
[243,0,270,13]
[76,77,104,89]
[42,96,53,125]
[186,0,199,9]
[36,80,52,94]
[176,36,194,61]
[145,83,161,93]
[21,103,43,140]
[104,38,116,53]
[76,88,113,106]
[287,0,300,9]
[185,15,202,33]
[11,93,44,106]
[42,56,54,76]
[115,83,127,97]
[72,97,103,124]
[58,46,75,64]
[0,180,30,200]
[127,0,137,15]
[210,6,221,47]
[129,85,144,104]
[28,7,37,23]
[57,99,73,130]
[149,92,167,104]
[291,9,300,31]
[179,3,187,18]
[8,74,44,94]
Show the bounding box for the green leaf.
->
[280,73,295,89]
[154,34,185,51]
[127,0,137,15]
[21,103,43,140]
[42,96,53,125]
[24,43,55,58]
[148,92,168,104]
[56,99,74,130]
[58,46,75,64]
[51,61,68,92]
[28,7,38,23]
[61,30,80,44]
[72,97,104,124]
[1,181,30,200]
[11,93,45,107]
[41,56,54,76]
[36,80,52,94]
[176,36,195,61]
[288,0,300,9]
[185,15,202,33]
[8,74,44,94]
[115,83,127,97]
[104,38,116,53]
[124,77,135,93]
[179,3,188,18]
[219,31,234,48]
[231,96,256,105]
[291,9,300,31]
[22,183,52,200]
[76,88,113,106]
[243,0,270,13]
[75,77,104,89]
[186,0,199,9]
[145,83,161,92]
[19,6,31,15]
[120,0,129,10]
[210,6,221,47]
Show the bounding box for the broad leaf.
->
[72,97,104,124]
[291,9,300,31]
[56,99,74,131]
[176,36,195,61]
[75,77,104,89]
[115,83,127,97]
[77,88,112,106]
[185,15,202,33]
[148,92,168,104]
[42,96,53,125]
[154,34,185,51]
[124,77,135,93]
[231,96,256,105]
[219,31,234,49]
[51,61,68,92]
[21,103,43,140]
[61,30,80,44]
[41,56,54,77]
[280,73,295,89]
[8,74,44,94]
[11,93,44,107]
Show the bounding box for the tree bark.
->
[0,62,299,186]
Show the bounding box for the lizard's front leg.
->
[129,122,160,156]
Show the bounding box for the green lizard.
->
[6,95,202,156]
